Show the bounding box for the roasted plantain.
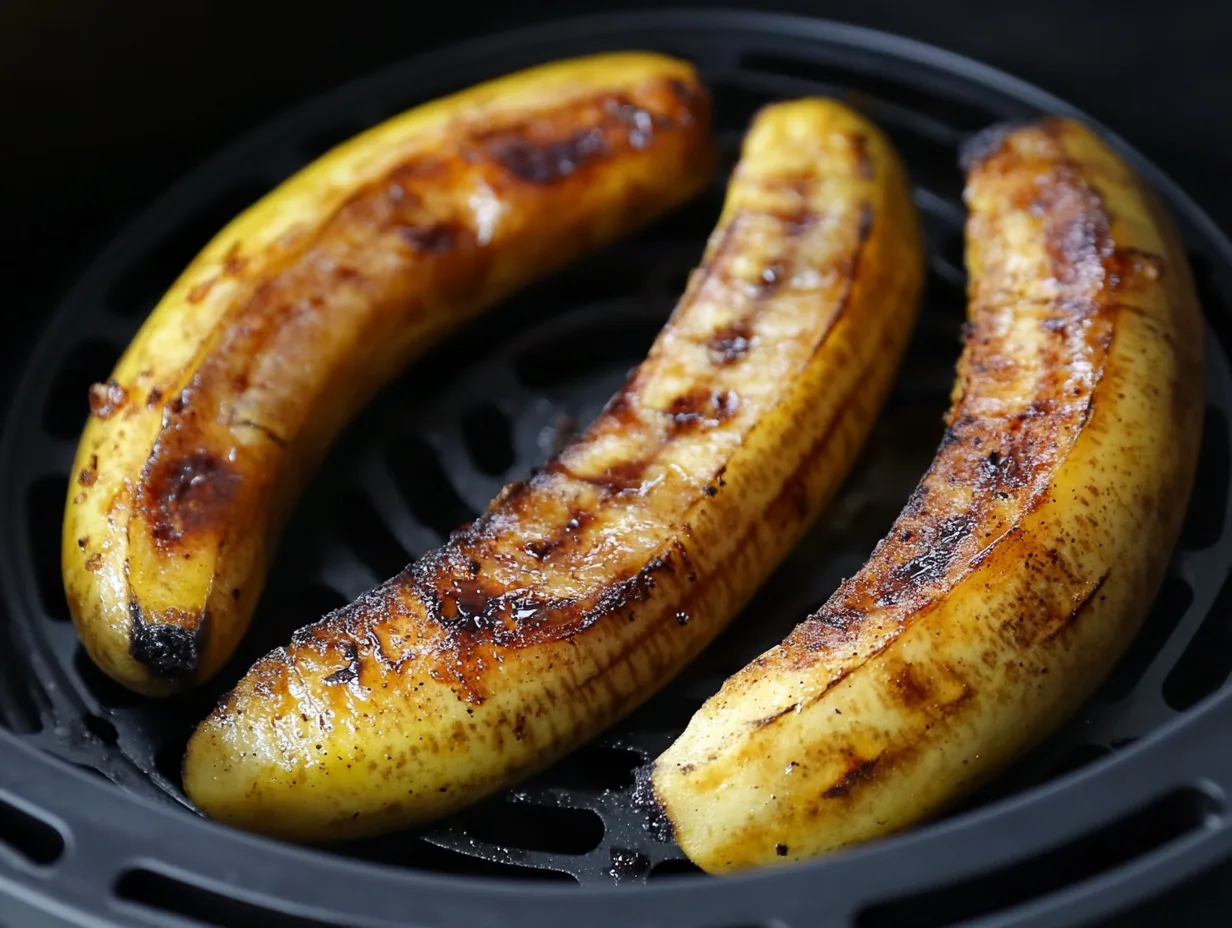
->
[653,118,1205,873]
[182,99,925,842]
[63,53,715,695]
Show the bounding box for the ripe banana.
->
[62,53,716,695]
[182,99,925,842]
[653,118,1205,873]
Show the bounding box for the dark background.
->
[0,1,1228,924]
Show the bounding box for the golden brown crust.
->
[769,119,1164,684]
[652,116,1205,872]
[65,55,716,693]
[184,99,926,841]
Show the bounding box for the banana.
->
[182,99,925,842]
[653,118,1205,873]
[62,53,716,695]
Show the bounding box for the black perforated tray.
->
[2,10,1232,928]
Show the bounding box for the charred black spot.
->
[129,603,203,678]
[325,642,361,685]
[776,843,789,857]
[888,514,975,589]
[703,485,717,497]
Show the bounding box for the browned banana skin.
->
[63,54,715,694]
[653,117,1205,872]
[183,99,926,841]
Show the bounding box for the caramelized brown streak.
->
[258,140,874,705]
[129,79,707,564]
[777,121,1150,671]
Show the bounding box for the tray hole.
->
[533,744,644,791]
[337,833,578,881]
[72,646,145,710]
[885,126,964,203]
[297,120,369,162]
[1163,568,1232,711]
[457,802,604,855]
[515,317,661,389]
[711,81,777,133]
[462,402,516,477]
[386,434,476,541]
[648,857,704,879]
[83,713,119,747]
[106,182,271,319]
[292,583,349,622]
[856,787,1222,928]
[638,186,724,245]
[1181,407,1229,550]
[740,54,993,133]
[26,475,72,621]
[0,633,44,734]
[1044,742,1113,780]
[116,868,343,927]
[1097,575,1194,703]
[42,338,122,440]
[335,490,409,584]
[0,796,65,867]
[154,740,186,790]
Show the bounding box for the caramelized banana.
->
[63,53,714,694]
[183,99,924,841]
[653,118,1204,872]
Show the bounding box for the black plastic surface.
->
[2,10,1232,928]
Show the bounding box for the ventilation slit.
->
[1181,407,1230,550]
[335,490,410,583]
[385,434,476,541]
[456,803,605,855]
[461,402,516,477]
[0,630,44,733]
[73,646,144,710]
[0,796,65,867]
[648,858,704,879]
[27,475,72,621]
[115,868,345,928]
[1097,576,1194,703]
[856,788,1223,928]
[1163,569,1232,710]
[515,318,662,389]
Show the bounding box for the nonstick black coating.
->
[2,10,1232,928]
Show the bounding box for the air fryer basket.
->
[3,10,1232,928]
